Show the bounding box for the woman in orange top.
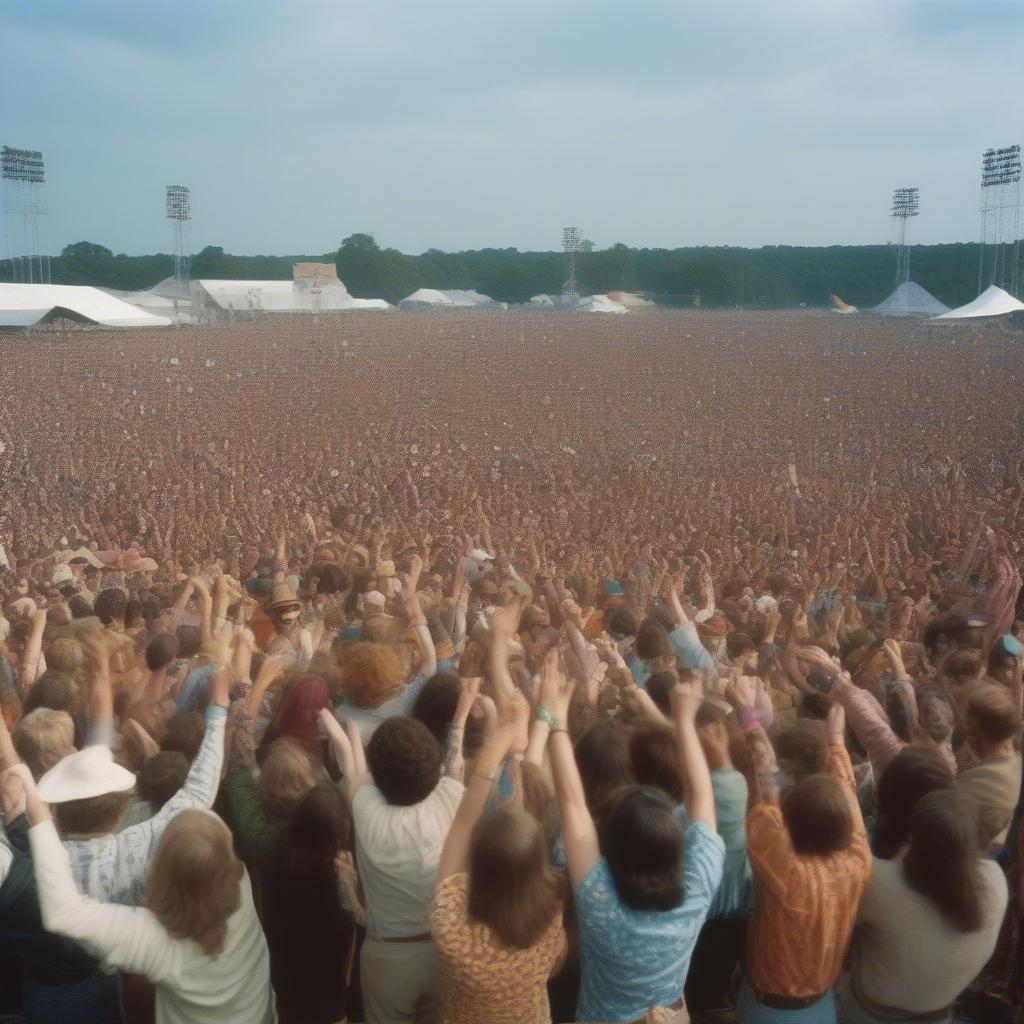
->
[726,673,871,1024]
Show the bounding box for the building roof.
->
[933,284,1024,320]
[871,281,950,317]
[0,283,172,329]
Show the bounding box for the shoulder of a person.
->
[976,858,1010,907]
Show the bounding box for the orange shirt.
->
[745,744,871,998]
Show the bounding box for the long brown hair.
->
[902,789,984,933]
[468,804,563,949]
[146,810,244,956]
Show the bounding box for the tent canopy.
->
[0,283,171,328]
[872,281,950,317]
[933,285,1024,320]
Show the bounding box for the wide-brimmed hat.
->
[267,580,301,611]
[37,745,136,803]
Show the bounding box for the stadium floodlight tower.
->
[561,226,581,307]
[165,184,192,289]
[1,145,50,284]
[978,144,1022,297]
[890,187,919,287]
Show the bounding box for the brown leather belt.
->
[367,931,432,944]
[749,982,828,1011]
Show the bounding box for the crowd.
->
[0,310,1022,1024]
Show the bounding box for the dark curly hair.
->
[366,717,442,806]
[93,588,128,625]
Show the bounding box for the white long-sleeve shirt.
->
[65,706,226,906]
[30,818,275,1024]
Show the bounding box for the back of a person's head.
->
[903,789,984,933]
[967,683,1021,745]
[146,632,180,672]
[468,803,562,948]
[574,722,631,817]
[137,752,189,810]
[797,691,834,721]
[13,708,76,780]
[600,785,683,911]
[175,624,202,660]
[775,719,828,783]
[282,782,352,877]
[942,650,981,685]
[781,773,853,856]
[923,614,969,655]
[146,810,243,956]
[410,669,461,746]
[94,588,128,625]
[161,710,205,763]
[606,606,638,639]
[44,636,85,677]
[55,788,135,836]
[725,631,756,662]
[23,670,78,717]
[338,642,403,710]
[259,737,315,824]
[915,683,955,744]
[366,716,442,806]
[645,671,676,717]
[873,745,953,859]
[67,594,93,620]
[628,723,684,803]
[636,618,670,661]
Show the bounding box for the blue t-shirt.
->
[575,820,725,1021]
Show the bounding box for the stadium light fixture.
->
[165,184,192,290]
[1,145,49,283]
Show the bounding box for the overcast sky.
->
[2,0,1022,256]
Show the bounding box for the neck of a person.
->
[975,736,1015,761]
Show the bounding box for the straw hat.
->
[267,580,301,611]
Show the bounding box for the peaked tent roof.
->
[872,281,950,317]
[0,283,172,328]
[194,279,389,312]
[933,285,1024,320]
[397,288,498,308]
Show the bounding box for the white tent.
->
[194,279,389,313]
[398,288,499,310]
[872,281,950,317]
[0,283,172,329]
[933,285,1024,320]
[608,290,656,309]
[578,294,629,314]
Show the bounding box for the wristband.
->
[534,704,555,727]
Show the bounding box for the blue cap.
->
[605,580,624,597]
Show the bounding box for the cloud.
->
[1,0,1021,255]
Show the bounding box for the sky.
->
[1,0,1023,256]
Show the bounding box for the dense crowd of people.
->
[0,310,1022,1024]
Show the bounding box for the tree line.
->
[0,234,996,309]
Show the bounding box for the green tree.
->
[61,241,112,259]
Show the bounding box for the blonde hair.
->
[13,708,76,780]
[260,738,315,824]
[146,811,243,956]
[45,636,86,677]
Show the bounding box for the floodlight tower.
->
[978,144,1021,296]
[890,187,919,287]
[561,226,580,306]
[1,146,49,284]
[165,184,191,289]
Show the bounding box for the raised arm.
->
[543,651,600,889]
[319,711,369,805]
[18,607,47,693]
[726,674,780,807]
[437,690,528,882]
[672,679,716,829]
[402,555,436,680]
